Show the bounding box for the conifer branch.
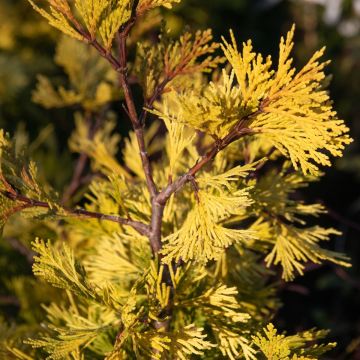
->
[147,113,256,260]
[147,107,261,333]
[1,190,150,236]
[155,108,262,206]
[149,199,165,253]
[4,4,353,357]
[140,76,171,125]
[42,4,161,252]
[116,21,158,200]
[63,4,158,200]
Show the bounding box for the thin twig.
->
[62,113,92,204]
[1,190,150,237]
[116,27,158,200]
[68,10,160,249]
[148,110,262,257]
[62,152,89,205]
[66,5,158,199]
[162,99,270,205]
[139,76,173,125]
[0,295,20,307]
[155,114,261,206]
[63,10,268,339]
[74,13,159,200]
[62,110,106,204]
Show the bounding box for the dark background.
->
[0,0,359,358]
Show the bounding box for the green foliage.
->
[0,0,354,359]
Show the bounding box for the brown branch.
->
[64,8,266,339]
[73,16,158,200]
[146,91,262,257]
[116,27,158,200]
[326,206,360,233]
[156,117,257,206]
[157,97,270,206]
[149,200,165,253]
[62,152,89,205]
[147,110,264,256]
[1,191,150,237]
[63,8,160,250]
[62,111,105,204]
[0,295,20,307]
[64,3,262,261]
[139,76,173,125]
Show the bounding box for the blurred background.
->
[0,0,359,358]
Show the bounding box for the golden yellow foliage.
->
[0,1,353,356]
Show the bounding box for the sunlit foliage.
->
[0,0,353,358]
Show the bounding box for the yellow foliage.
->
[169,325,215,359]
[137,0,181,15]
[27,0,132,51]
[161,191,255,263]
[31,239,99,299]
[83,232,149,286]
[136,29,222,101]
[33,36,118,110]
[33,74,82,108]
[222,25,352,174]
[69,113,129,178]
[98,0,132,50]
[221,32,273,109]
[27,0,84,41]
[265,223,350,281]
[151,100,196,177]
[250,162,324,224]
[155,70,249,138]
[252,324,336,359]
[164,29,223,76]
[156,25,352,174]
[0,2,354,356]
[75,0,109,37]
